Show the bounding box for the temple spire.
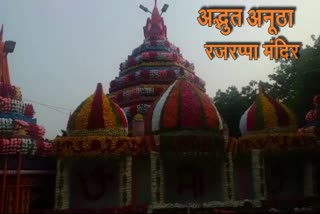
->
[142,0,167,40]
[0,25,11,85]
[0,25,3,41]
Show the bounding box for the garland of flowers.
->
[111,68,205,92]
[54,136,152,156]
[0,118,46,138]
[0,97,34,117]
[74,95,94,130]
[131,40,181,57]
[259,91,280,129]
[119,156,132,206]
[123,104,151,118]
[55,159,64,209]
[148,199,262,210]
[115,86,165,102]
[0,138,52,156]
[237,133,318,153]
[150,152,164,205]
[60,160,70,209]
[120,51,194,72]
[223,153,234,201]
[251,150,266,199]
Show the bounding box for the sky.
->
[1,0,319,139]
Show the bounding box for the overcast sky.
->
[1,0,319,139]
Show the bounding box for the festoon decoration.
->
[223,152,235,201]
[251,150,266,200]
[55,159,70,210]
[119,156,132,206]
[150,152,164,205]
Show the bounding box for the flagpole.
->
[15,154,22,213]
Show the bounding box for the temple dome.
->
[108,1,206,125]
[67,83,128,136]
[239,85,296,136]
[145,77,223,135]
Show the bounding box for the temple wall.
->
[163,158,224,203]
[233,155,254,200]
[68,158,120,209]
[134,156,151,205]
[265,156,304,199]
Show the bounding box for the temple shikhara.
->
[1,1,320,213]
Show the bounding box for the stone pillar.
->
[223,152,235,201]
[304,162,314,197]
[119,156,132,206]
[150,152,164,205]
[251,150,266,200]
[54,158,70,209]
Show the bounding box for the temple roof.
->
[67,83,128,136]
[109,1,206,124]
[239,84,296,136]
[145,77,223,135]
[0,26,52,157]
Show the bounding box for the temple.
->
[0,26,55,213]
[1,0,320,213]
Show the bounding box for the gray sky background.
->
[1,0,319,139]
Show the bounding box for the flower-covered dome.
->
[145,77,223,135]
[239,84,296,136]
[67,83,128,136]
[0,25,52,156]
[109,1,206,125]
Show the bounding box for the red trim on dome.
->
[87,83,105,130]
[196,87,219,128]
[161,81,179,130]
[246,103,256,131]
[180,80,202,128]
[112,101,128,128]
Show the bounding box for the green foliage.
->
[214,35,320,137]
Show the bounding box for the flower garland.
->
[55,159,70,210]
[119,156,132,206]
[148,199,262,210]
[223,153,234,201]
[0,138,52,156]
[251,150,266,199]
[54,136,153,156]
[111,68,205,92]
[0,97,34,117]
[120,51,194,72]
[150,152,164,205]
[0,118,45,138]
[237,133,318,153]
[73,95,94,130]
[131,40,181,57]
[123,104,151,118]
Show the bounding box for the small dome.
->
[145,78,223,134]
[239,85,296,135]
[67,83,128,136]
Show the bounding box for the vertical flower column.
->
[119,156,132,207]
[54,159,70,210]
[223,152,235,201]
[150,152,164,205]
[304,161,314,197]
[251,150,266,200]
